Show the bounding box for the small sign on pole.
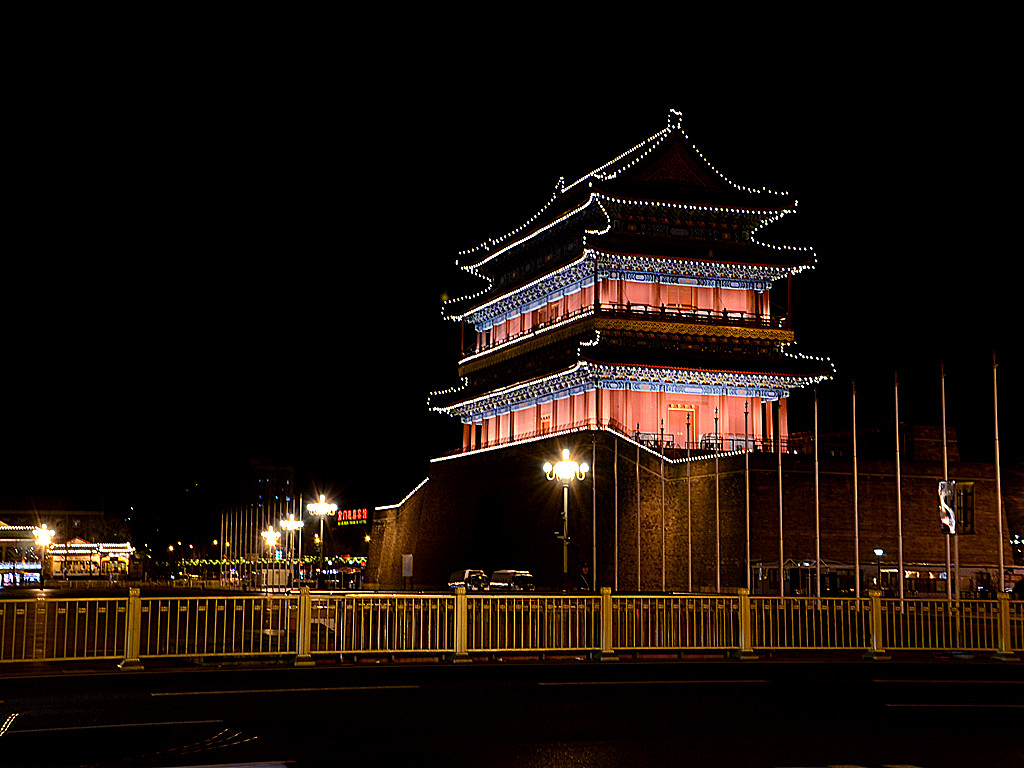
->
[938,480,956,534]
[402,554,413,591]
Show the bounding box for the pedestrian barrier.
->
[0,596,127,662]
[750,597,870,651]
[468,594,600,654]
[309,593,456,657]
[612,594,739,651]
[1,588,1020,668]
[879,597,1001,652]
[135,594,298,659]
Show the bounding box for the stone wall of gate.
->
[366,430,1011,593]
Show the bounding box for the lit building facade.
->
[432,109,832,454]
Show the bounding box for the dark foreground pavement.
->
[1,655,1021,768]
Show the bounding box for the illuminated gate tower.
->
[433,110,832,453]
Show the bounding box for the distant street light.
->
[261,526,280,551]
[544,449,590,589]
[280,514,304,587]
[307,494,338,589]
[873,548,885,589]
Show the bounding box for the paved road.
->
[1,657,1021,767]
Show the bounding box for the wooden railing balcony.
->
[463,303,789,359]
[442,419,790,459]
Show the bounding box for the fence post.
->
[453,586,470,663]
[734,588,759,659]
[994,592,1018,662]
[118,588,144,671]
[863,589,889,661]
[33,596,47,660]
[598,587,617,661]
[295,586,314,666]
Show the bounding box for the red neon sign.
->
[336,507,369,525]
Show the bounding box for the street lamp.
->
[873,548,884,589]
[307,494,337,588]
[280,514,304,587]
[543,449,589,589]
[33,524,54,588]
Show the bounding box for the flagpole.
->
[852,380,860,601]
[745,401,751,592]
[994,352,1004,594]
[715,407,720,594]
[895,371,904,605]
[686,414,692,593]
[614,437,619,593]
[941,363,951,601]
[814,386,821,598]
[777,401,784,598]
[660,421,665,592]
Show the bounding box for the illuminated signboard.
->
[336,507,369,526]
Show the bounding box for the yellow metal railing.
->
[750,597,870,650]
[612,594,739,651]
[879,597,1001,652]
[1009,600,1024,652]
[137,594,297,658]
[310,593,456,656]
[0,596,127,662]
[468,594,600,653]
[2,588,1021,668]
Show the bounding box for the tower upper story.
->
[432,109,832,429]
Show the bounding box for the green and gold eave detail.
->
[433,359,832,423]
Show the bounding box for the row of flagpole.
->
[666,352,1007,598]
[839,354,1005,602]
[219,496,304,585]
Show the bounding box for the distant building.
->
[244,459,296,510]
[48,536,135,578]
[0,522,42,587]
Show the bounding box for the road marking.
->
[884,708,1019,712]
[538,679,769,686]
[11,719,224,733]
[0,713,18,738]
[872,684,1024,688]
[152,684,419,697]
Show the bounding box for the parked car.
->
[448,569,489,591]
[489,570,535,591]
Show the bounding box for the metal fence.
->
[468,594,601,654]
[0,596,127,662]
[612,595,739,651]
[309,593,456,657]
[1,588,1020,668]
[137,595,298,659]
[750,597,871,651]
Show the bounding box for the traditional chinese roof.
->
[445,109,814,320]
[431,109,833,422]
[49,536,135,556]
[433,354,832,424]
[0,523,37,543]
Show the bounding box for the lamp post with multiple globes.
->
[543,449,589,590]
[307,494,338,589]
[280,514,304,588]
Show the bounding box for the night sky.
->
[4,34,1020,549]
